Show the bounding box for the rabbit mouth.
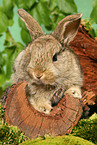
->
[44,84,56,90]
[31,80,56,90]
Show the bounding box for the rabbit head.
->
[16,9,82,89]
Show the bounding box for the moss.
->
[0,104,28,144]
[0,120,28,145]
[20,135,94,145]
[0,103,5,119]
[0,103,96,145]
[71,113,97,144]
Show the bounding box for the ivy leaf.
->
[24,0,36,9]
[0,73,6,87]
[16,42,24,50]
[21,29,31,44]
[0,53,6,67]
[56,0,77,14]
[18,18,27,30]
[0,34,3,37]
[5,30,13,43]
[30,1,51,27]
[49,0,57,11]
[92,0,97,8]
[4,30,14,46]
[56,13,66,23]
[0,10,9,33]
[8,19,14,26]
[6,59,13,79]
[2,0,14,19]
[15,0,25,9]
[13,42,24,60]
[15,0,36,10]
[3,41,24,81]
[3,46,15,79]
[90,6,97,23]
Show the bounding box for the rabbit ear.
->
[17,9,44,40]
[52,13,82,45]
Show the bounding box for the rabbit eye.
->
[53,53,57,62]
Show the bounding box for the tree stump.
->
[3,25,97,139]
[70,26,97,97]
[4,81,83,139]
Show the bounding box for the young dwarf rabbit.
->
[11,9,83,114]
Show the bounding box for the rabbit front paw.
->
[29,97,52,114]
[37,103,53,114]
[65,86,82,99]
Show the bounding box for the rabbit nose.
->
[33,72,43,80]
[37,75,43,79]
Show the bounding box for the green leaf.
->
[56,0,77,14]
[0,70,6,87]
[24,0,36,9]
[90,6,97,23]
[16,42,24,50]
[30,1,51,26]
[92,0,97,8]
[15,0,36,10]
[5,30,13,44]
[6,59,13,79]
[41,0,49,2]
[0,53,6,67]
[41,24,52,34]
[18,18,27,30]
[4,29,15,46]
[81,19,96,37]
[48,0,57,11]
[0,87,4,97]
[14,42,24,59]
[8,19,14,26]
[21,29,31,44]
[89,29,96,38]
[0,10,9,33]
[15,0,25,8]
[3,47,14,79]
[2,0,14,19]
[0,34,3,37]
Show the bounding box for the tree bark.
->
[70,26,97,97]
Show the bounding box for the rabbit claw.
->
[65,86,82,99]
[29,97,52,114]
[38,103,53,114]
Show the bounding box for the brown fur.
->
[11,9,83,114]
